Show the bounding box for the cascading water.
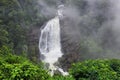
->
[39,5,68,76]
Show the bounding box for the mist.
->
[38,0,120,60]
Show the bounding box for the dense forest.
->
[1,0,120,80]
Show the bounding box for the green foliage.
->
[110,59,120,78]
[0,28,9,47]
[1,47,120,80]
[52,75,75,80]
[0,61,50,80]
[0,46,12,55]
[69,59,120,80]
[0,46,50,80]
[0,0,48,59]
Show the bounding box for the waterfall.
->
[39,5,68,76]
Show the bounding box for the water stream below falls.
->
[39,5,68,76]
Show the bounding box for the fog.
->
[38,0,120,59]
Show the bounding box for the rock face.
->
[27,26,41,62]
[59,18,82,71]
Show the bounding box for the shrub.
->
[0,47,50,80]
[69,59,120,80]
[52,75,75,80]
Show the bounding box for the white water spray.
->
[39,5,68,76]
